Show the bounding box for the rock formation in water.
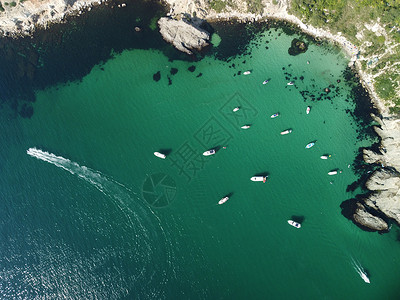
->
[353,202,389,231]
[158,17,210,55]
[352,115,400,230]
[288,38,308,56]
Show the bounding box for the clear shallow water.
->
[1,27,400,299]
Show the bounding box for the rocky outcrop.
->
[353,202,389,231]
[353,115,400,229]
[158,17,210,55]
[0,0,104,37]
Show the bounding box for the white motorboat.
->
[271,113,279,118]
[233,107,240,112]
[287,82,294,86]
[262,79,269,84]
[320,154,331,159]
[360,271,370,284]
[154,152,166,159]
[288,220,301,228]
[280,129,292,135]
[328,170,341,175]
[243,71,251,75]
[305,142,315,148]
[218,196,229,205]
[250,176,267,183]
[306,106,311,114]
[241,125,251,129]
[203,149,216,156]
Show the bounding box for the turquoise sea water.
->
[1,24,400,299]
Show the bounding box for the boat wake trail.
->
[351,257,370,284]
[26,147,174,297]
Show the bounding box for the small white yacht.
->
[233,107,240,112]
[203,149,216,156]
[287,82,294,86]
[154,152,166,159]
[271,113,279,118]
[241,125,251,129]
[243,71,251,75]
[280,129,292,135]
[218,196,229,205]
[288,220,301,228]
[328,170,342,175]
[262,79,269,84]
[305,142,315,148]
[320,154,331,159]
[306,106,311,114]
[250,176,267,183]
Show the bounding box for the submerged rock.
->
[158,17,210,55]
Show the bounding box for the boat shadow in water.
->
[254,172,269,177]
[158,149,173,156]
[290,215,305,224]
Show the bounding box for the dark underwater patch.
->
[0,0,169,117]
[170,68,178,75]
[153,71,161,82]
[188,65,196,72]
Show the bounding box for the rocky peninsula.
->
[0,0,399,232]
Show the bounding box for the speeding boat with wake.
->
[271,113,279,118]
[360,271,370,283]
[250,176,267,183]
[154,152,166,159]
[305,142,315,148]
[320,154,332,159]
[218,196,229,205]
[288,220,301,228]
[351,258,370,284]
[241,125,251,129]
[203,149,216,156]
[306,106,311,114]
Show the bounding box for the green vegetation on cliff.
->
[289,0,400,114]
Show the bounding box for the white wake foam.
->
[26,147,175,297]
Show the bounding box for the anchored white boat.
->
[218,196,229,205]
[241,125,251,129]
[154,152,166,159]
[305,142,315,148]
[271,113,279,118]
[262,79,269,84]
[306,106,311,114]
[203,149,216,156]
[243,71,251,75]
[287,82,294,86]
[320,154,331,159]
[280,129,292,135]
[233,107,240,112]
[328,170,342,175]
[288,220,301,228]
[250,176,267,183]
